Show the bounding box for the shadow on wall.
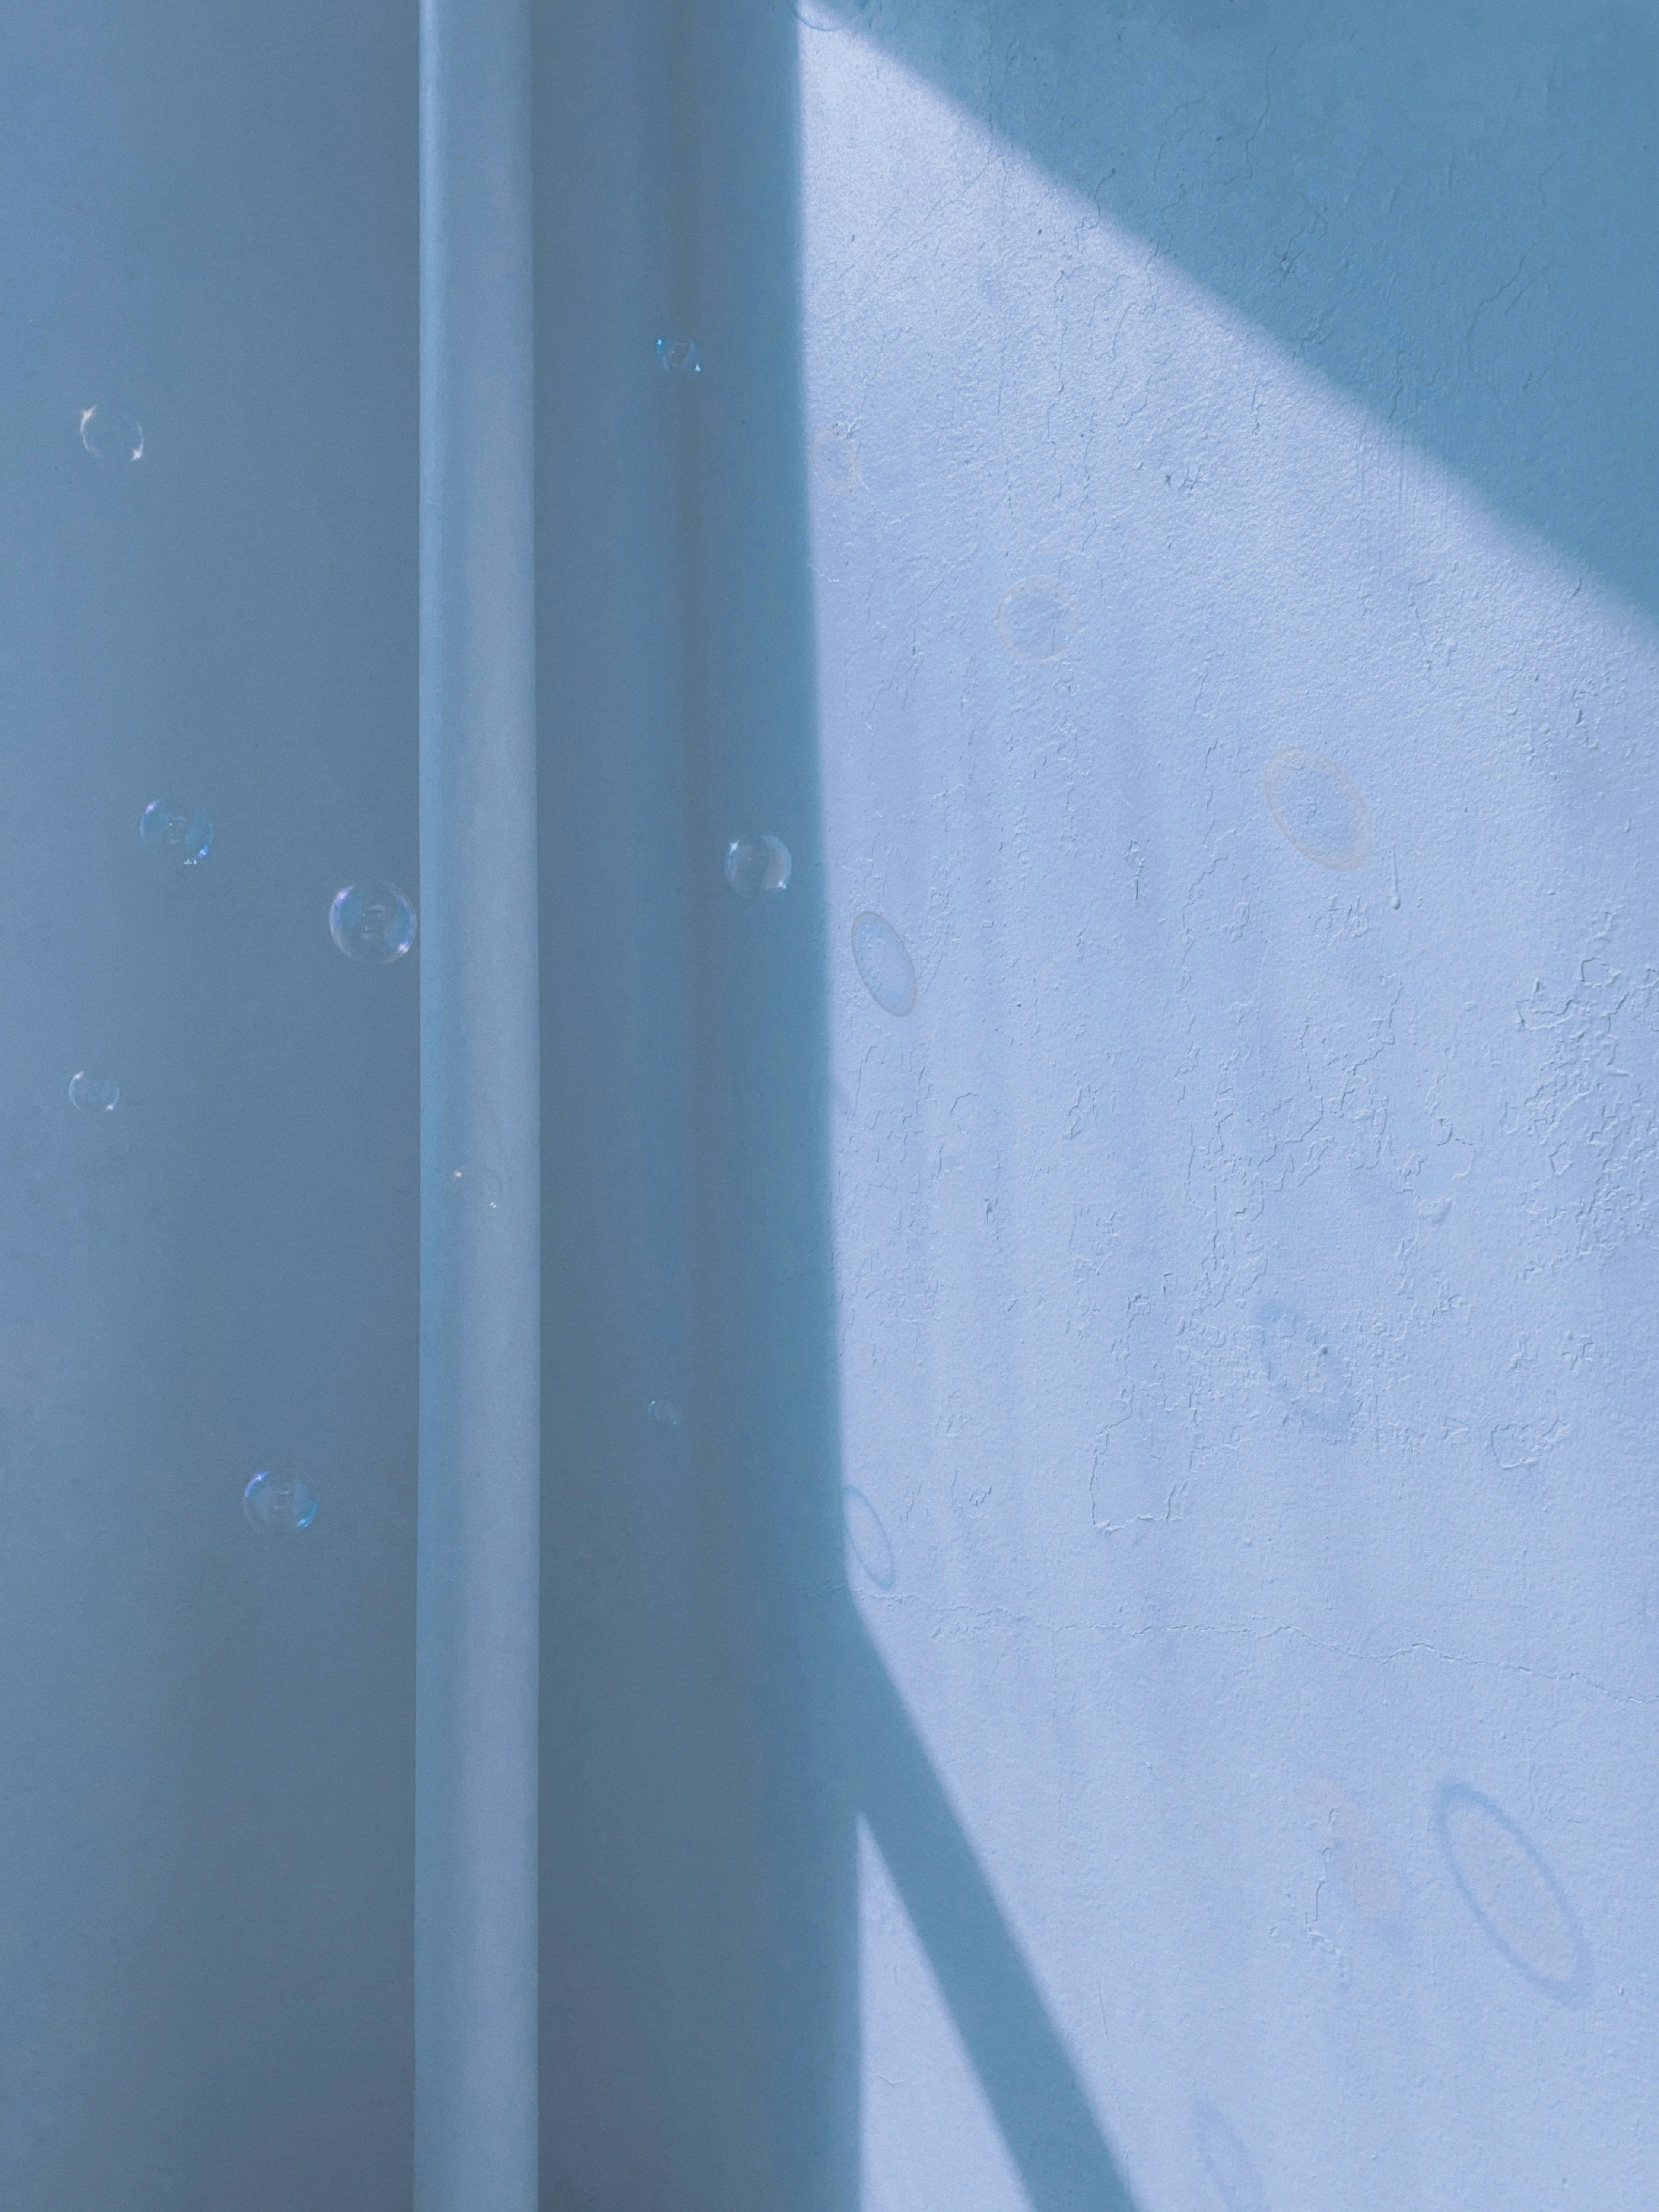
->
[808,0,1659,617]
[536,2,1143,2207]
[536,0,857,2206]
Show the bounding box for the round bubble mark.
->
[1257,1303,1359,1439]
[724,834,791,899]
[1263,748,1373,870]
[1300,1777,1400,1922]
[851,912,917,1016]
[68,1071,120,1113]
[647,1398,683,1429]
[140,798,213,870]
[330,880,417,964]
[1436,1782,1590,2004]
[812,425,861,491]
[1193,2102,1267,2212]
[996,577,1080,661]
[79,405,143,462]
[655,335,701,377]
[843,1487,896,1590]
[243,1469,320,1534]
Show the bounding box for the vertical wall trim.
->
[416,0,540,2206]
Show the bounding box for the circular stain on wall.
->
[1256,1304,1360,1438]
[1193,2101,1267,2212]
[851,912,918,1015]
[996,577,1081,661]
[1263,748,1373,869]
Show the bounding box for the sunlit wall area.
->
[801,11,1659,2209]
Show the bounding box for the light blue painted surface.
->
[0,2,1652,2207]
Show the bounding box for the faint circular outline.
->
[724,833,793,899]
[811,423,862,492]
[1192,2099,1267,2212]
[850,910,918,1017]
[995,575,1081,661]
[1435,1780,1592,2006]
[1262,747,1373,870]
[79,403,144,462]
[842,1486,896,1590]
[67,1071,121,1114]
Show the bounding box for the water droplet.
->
[1437,1783,1590,2003]
[330,880,417,963]
[1192,2103,1267,2212]
[647,1397,683,1429]
[243,1468,320,1534]
[1256,1303,1359,1438]
[140,798,213,870]
[67,1071,120,1113]
[655,335,702,377]
[843,1487,896,1590]
[812,425,861,490]
[850,911,917,1015]
[79,404,143,462]
[996,577,1080,661]
[724,834,791,898]
[1263,748,1373,870]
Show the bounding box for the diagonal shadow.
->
[813,0,1659,622]
[844,1601,1139,2212]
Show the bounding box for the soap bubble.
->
[140,798,213,870]
[996,577,1080,660]
[67,1072,120,1113]
[851,911,917,1015]
[243,1469,319,1534]
[79,404,143,462]
[655,335,701,377]
[647,1397,683,1428]
[330,880,417,963]
[724,834,791,898]
[1263,748,1373,869]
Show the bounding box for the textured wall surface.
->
[802,8,1659,2209]
[2,2,1653,2207]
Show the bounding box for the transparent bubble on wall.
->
[140,798,213,870]
[67,1071,120,1113]
[724,834,791,899]
[330,880,417,963]
[243,1469,320,1534]
[79,404,143,462]
[996,576,1080,661]
[1262,747,1373,870]
[850,911,917,1015]
[655,335,701,377]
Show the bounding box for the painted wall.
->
[0,2,1651,2208]
[0,5,418,2206]
[801,6,1659,2210]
